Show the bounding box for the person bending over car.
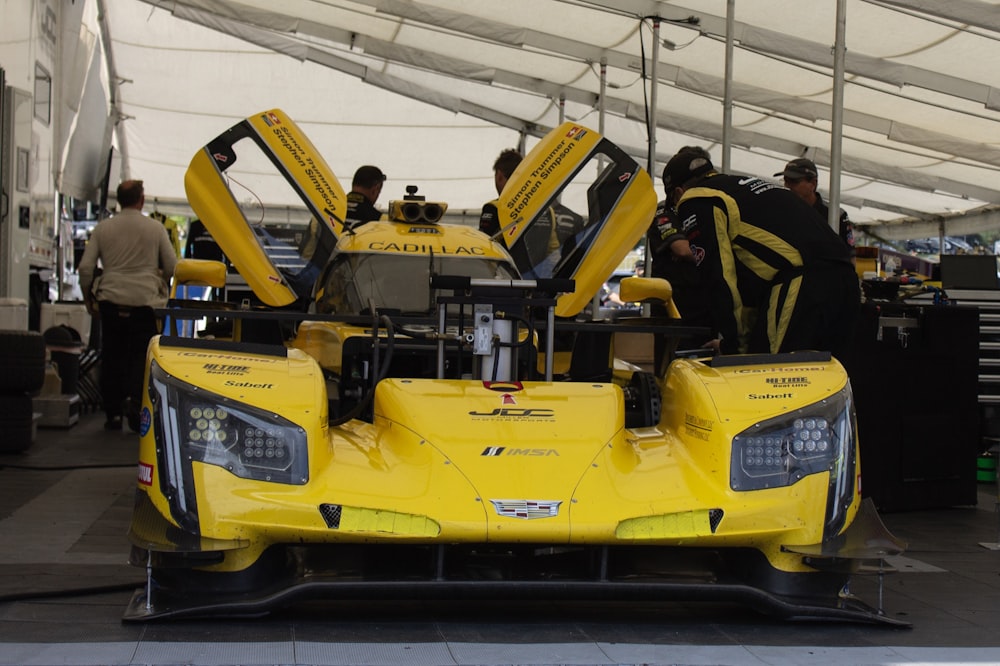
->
[663,146,859,360]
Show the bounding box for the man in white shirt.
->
[78,180,177,432]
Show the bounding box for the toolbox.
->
[33,394,81,428]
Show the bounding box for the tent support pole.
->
[829,0,848,234]
[96,0,129,181]
[722,0,735,172]
[647,18,660,177]
[642,19,661,304]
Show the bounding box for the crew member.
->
[345,165,386,227]
[479,149,524,237]
[665,146,859,360]
[479,149,567,277]
[78,180,178,431]
[646,198,712,358]
[775,157,855,258]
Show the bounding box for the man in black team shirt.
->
[664,146,859,360]
[775,157,855,262]
[345,165,386,227]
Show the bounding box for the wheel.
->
[0,393,34,452]
[623,371,662,429]
[0,329,46,394]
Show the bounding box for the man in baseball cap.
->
[662,146,716,205]
[664,145,859,359]
[775,158,855,256]
[774,157,819,181]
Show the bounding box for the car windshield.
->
[316,253,518,315]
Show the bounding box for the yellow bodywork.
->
[137,335,858,575]
[127,110,893,624]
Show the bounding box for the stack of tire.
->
[0,330,47,452]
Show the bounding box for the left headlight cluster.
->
[150,362,309,488]
[730,387,855,493]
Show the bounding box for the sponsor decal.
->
[203,363,250,375]
[224,380,275,389]
[690,243,706,266]
[480,447,559,457]
[734,366,825,374]
[681,213,698,233]
[408,226,441,234]
[683,412,713,441]
[137,462,154,486]
[269,125,341,208]
[490,499,562,519]
[748,392,793,400]
[177,352,278,363]
[766,376,810,387]
[503,138,578,222]
[367,241,485,255]
[468,408,555,421]
[684,413,714,431]
[684,425,711,442]
[139,407,152,437]
[737,176,778,195]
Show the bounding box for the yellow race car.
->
[125,109,904,624]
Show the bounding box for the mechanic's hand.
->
[701,338,721,353]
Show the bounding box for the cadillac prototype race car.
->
[125,109,905,624]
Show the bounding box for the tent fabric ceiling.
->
[98,0,1000,238]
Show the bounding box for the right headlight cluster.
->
[730,387,854,492]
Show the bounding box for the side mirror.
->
[172,258,228,296]
[618,277,681,318]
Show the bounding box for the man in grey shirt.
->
[78,180,177,431]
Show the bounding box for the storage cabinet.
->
[842,302,980,512]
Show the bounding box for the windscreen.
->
[316,253,518,315]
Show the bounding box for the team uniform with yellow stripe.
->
[677,173,859,357]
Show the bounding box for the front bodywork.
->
[127,110,905,624]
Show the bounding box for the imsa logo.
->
[482,447,559,457]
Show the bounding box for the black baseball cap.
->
[775,158,818,180]
[662,146,714,191]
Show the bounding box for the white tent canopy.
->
[80,0,1000,238]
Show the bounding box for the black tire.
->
[0,393,34,453]
[0,329,47,394]
[624,371,663,429]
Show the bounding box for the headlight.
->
[730,387,855,493]
[150,362,308,488]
